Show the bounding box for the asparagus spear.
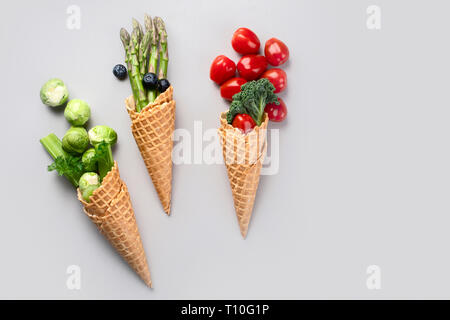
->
[133,17,150,78]
[139,34,151,78]
[132,18,143,43]
[147,17,159,102]
[139,14,152,77]
[120,28,140,103]
[130,27,148,112]
[154,17,168,80]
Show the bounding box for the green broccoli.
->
[227,78,279,126]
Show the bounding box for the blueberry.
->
[142,73,158,90]
[113,64,127,80]
[157,79,170,93]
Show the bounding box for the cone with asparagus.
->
[119,15,175,215]
[39,81,151,286]
[218,78,278,238]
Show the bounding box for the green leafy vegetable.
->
[88,125,117,180]
[94,142,114,180]
[48,155,84,183]
[227,78,279,126]
[40,133,84,187]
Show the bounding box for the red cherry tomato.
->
[232,114,256,134]
[264,38,289,66]
[231,28,261,54]
[265,97,287,122]
[237,55,268,81]
[220,77,247,101]
[210,55,236,85]
[260,68,287,93]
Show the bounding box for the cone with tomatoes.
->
[120,15,175,215]
[218,78,278,238]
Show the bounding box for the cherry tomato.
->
[265,97,287,122]
[232,114,256,133]
[210,55,236,85]
[260,68,287,93]
[237,55,268,81]
[231,28,261,54]
[264,38,289,66]
[220,77,247,101]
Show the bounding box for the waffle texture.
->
[125,87,175,215]
[77,162,152,287]
[218,112,268,238]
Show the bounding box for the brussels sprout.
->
[62,127,89,154]
[40,78,69,107]
[79,172,101,202]
[81,148,97,172]
[88,125,118,146]
[64,99,91,126]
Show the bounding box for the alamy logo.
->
[366,5,381,30]
[172,122,280,175]
[366,265,381,290]
[66,5,81,30]
[66,265,81,290]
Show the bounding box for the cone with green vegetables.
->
[218,78,277,238]
[77,161,151,287]
[121,15,175,214]
[41,123,151,287]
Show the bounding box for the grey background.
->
[1,0,449,299]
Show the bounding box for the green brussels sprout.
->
[88,125,118,146]
[40,78,69,107]
[81,148,97,172]
[62,127,89,154]
[64,99,91,126]
[79,172,101,202]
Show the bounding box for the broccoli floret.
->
[227,78,278,126]
[227,99,247,124]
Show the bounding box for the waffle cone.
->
[125,86,175,215]
[218,112,268,238]
[77,162,152,287]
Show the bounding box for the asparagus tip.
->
[120,28,129,39]
[144,14,152,31]
[120,28,131,50]
[154,17,167,39]
[132,18,143,41]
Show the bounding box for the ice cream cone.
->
[125,87,175,215]
[218,112,268,238]
[77,162,152,287]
